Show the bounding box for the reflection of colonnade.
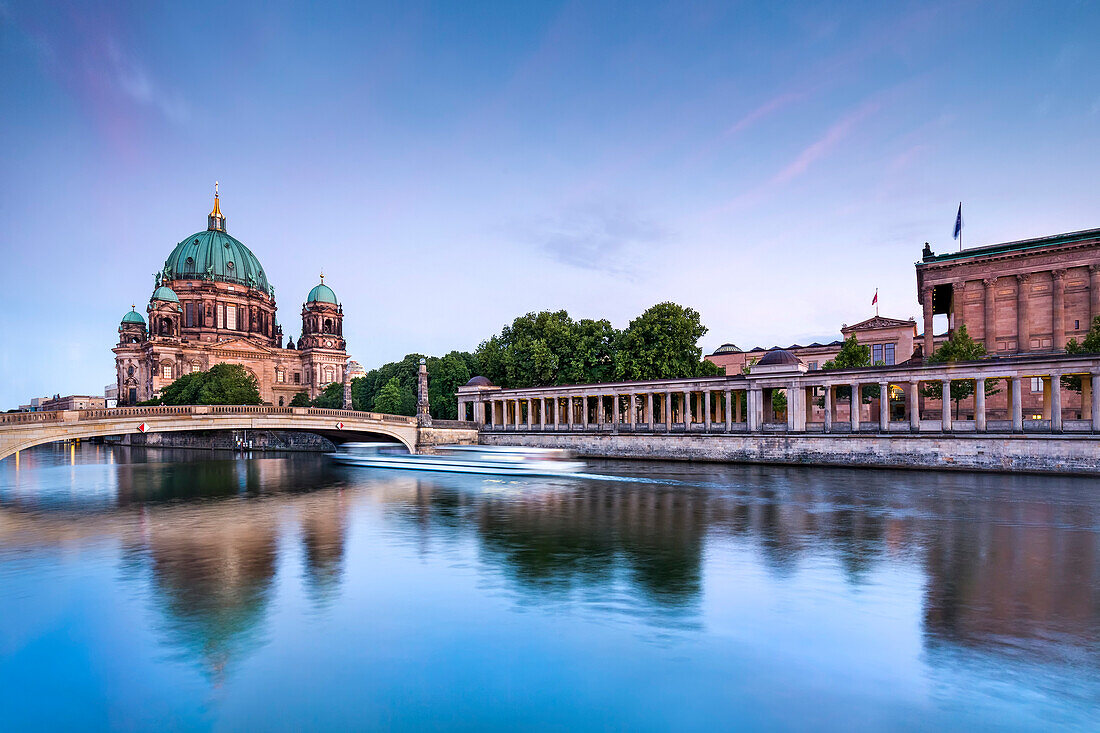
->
[458,353,1100,435]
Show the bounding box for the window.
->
[278,396,284,406]
[185,302,194,327]
[276,369,285,383]
[808,361,818,370]
[1075,320,1080,330]
[162,364,173,379]
[872,344,882,363]
[127,365,135,377]
[226,304,237,330]
[884,344,895,365]
[217,303,225,328]
[1031,377,1042,393]
[293,372,300,384]
[324,367,335,384]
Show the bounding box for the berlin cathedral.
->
[113,187,348,406]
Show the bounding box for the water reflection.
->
[0,444,1098,723]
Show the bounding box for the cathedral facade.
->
[113,189,348,406]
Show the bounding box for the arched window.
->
[127,365,135,377]
[161,363,173,379]
[323,366,334,384]
[276,368,285,383]
[324,318,333,333]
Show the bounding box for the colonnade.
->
[922,265,1100,356]
[458,355,1100,435]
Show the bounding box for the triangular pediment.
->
[204,337,278,356]
[843,315,915,332]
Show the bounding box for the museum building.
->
[113,189,348,406]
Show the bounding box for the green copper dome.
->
[152,285,179,302]
[160,192,271,293]
[121,308,146,325]
[307,282,339,304]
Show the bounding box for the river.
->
[1,443,1097,730]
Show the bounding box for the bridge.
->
[0,405,480,461]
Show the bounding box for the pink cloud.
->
[770,99,880,186]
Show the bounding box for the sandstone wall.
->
[480,432,1100,475]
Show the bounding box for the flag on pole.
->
[953,203,963,241]
[871,289,878,306]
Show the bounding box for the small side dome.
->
[307,274,339,305]
[121,308,146,325]
[713,343,741,355]
[466,376,493,387]
[152,285,179,303]
[757,349,801,366]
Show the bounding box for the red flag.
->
[871,289,878,306]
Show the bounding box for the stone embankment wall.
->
[480,432,1100,475]
[417,423,481,454]
[123,430,337,452]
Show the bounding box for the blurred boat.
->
[328,443,585,476]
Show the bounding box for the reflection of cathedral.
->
[113,187,347,406]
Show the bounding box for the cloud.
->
[521,203,669,276]
[724,91,806,138]
[771,99,880,186]
[105,41,190,124]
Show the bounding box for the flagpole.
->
[959,201,962,252]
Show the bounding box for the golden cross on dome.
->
[320,270,325,284]
[131,304,136,311]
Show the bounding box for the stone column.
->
[582,396,589,431]
[1011,377,1023,432]
[850,383,861,432]
[664,391,672,431]
[983,277,997,352]
[629,394,636,429]
[823,385,834,432]
[682,390,691,429]
[647,393,654,430]
[553,397,560,429]
[567,397,574,429]
[941,380,952,431]
[787,382,805,432]
[1092,372,1100,432]
[1082,376,1093,422]
[417,359,432,427]
[975,378,987,432]
[724,391,733,431]
[879,382,889,431]
[922,288,935,357]
[704,390,712,431]
[514,399,521,430]
[612,394,620,431]
[747,389,762,432]
[1052,269,1066,350]
[909,381,920,432]
[539,398,546,429]
[1091,265,1100,326]
[952,281,965,334]
[526,398,533,428]
[488,400,496,428]
[596,394,605,428]
[1050,373,1062,433]
[1016,274,1031,352]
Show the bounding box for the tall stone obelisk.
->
[417,358,432,427]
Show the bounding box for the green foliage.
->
[372,377,406,414]
[289,391,311,407]
[614,302,714,380]
[920,325,998,414]
[311,382,344,408]
[149,363,262,406]
[476,310,616,388]
[1061,316,1100,393]
[821,335,879,402]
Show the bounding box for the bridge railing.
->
[1,405,421,426]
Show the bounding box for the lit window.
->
[217,303,225,328]
[162,364,173,379]
[226,305,237,330]
[276,369,285,383]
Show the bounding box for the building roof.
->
[757,349,801,366]
[466,376,493,387]
[712,343,742,355]
[162,193,271,293]
[842,315,915,332]
[152,285,179,303]
[920,226,1100,264]
[121,308,146,325]
[306,281,339,305]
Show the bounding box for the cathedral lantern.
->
[118,306,147,346]
[298,274,345,351]
[148,284,182,339]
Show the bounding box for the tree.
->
[351,353,425,416]
[820,335,879,402]
[920,325,999,417]
[1061,316,1100,393]
[311,382,344,408]
[372,377,406,414]
[289,391,311,407]
[476,310,617,388]
[614,302,717,380]
[427,351,474,420]
[150,363,261,406]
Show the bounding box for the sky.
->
[1,0,1099,409]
